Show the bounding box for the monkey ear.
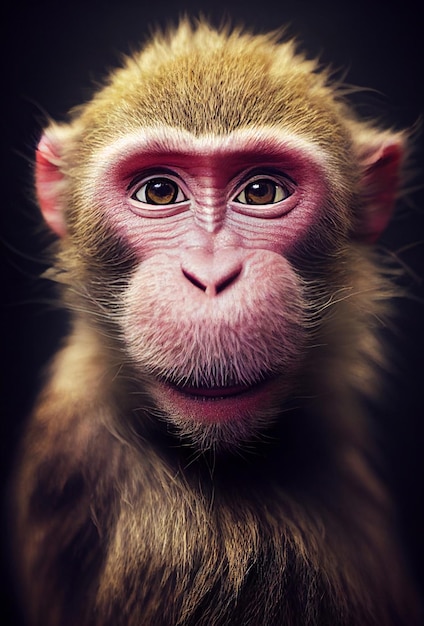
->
[35,124,76,237]
[355,134,405,243]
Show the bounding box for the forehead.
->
[77,34,350,152]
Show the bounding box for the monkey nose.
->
[181,249,243,296]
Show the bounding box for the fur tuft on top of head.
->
[66,18,350,149]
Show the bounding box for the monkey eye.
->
[131,177,187,205]
[234,177,292,205]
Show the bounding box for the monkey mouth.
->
[149,376,281,426]
[170,383,259,400]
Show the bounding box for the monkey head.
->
[34,22,405,450]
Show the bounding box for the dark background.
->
[1,1,423,624]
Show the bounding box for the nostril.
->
[182,269,207,292]
[216,268,241,294]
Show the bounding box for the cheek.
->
[120,250,308,388]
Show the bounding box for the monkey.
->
[9,18,422,626]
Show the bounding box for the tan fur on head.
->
[102,26,346,156]
[65,20,349,146]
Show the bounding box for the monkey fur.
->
[11,20,421,625]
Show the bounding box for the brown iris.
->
[144,178,180,205]
[243,180,278,204]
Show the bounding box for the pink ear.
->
[355,138,405,243]
[35,130,68,237]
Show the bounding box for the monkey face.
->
[77,127,335,443]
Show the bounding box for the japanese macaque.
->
[11,19,421,626]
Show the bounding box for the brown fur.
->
[11,20,421,625]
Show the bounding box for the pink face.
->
[82,128,334,446]
[90,126,331,252]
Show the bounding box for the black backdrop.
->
[1,1,423,624]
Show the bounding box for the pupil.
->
[246,180,275,204]
[146,178,177,204]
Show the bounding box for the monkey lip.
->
[151,377,280,425]
[171,383,256,400]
